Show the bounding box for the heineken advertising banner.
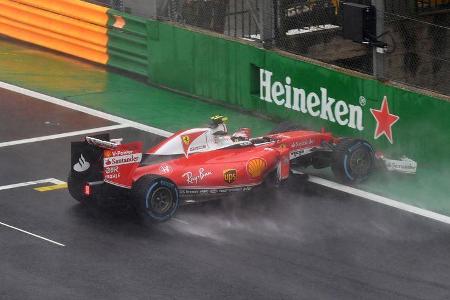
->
[256,52,450,164]
[259,68,365,132]
[147,21,450,165]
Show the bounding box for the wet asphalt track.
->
[1,88,450,300]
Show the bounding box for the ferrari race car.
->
[68,116,417,222]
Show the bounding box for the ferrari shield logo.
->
[223,169,237,184]
[182,135,190,145]
[180,131,207,157]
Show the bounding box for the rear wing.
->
[85,136,123,149]
[71,135,143,189]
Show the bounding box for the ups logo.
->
[223,169,237,184]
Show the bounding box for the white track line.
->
[0,178,65,191]
[309,176,450,225]
[0,124,129,148]
[0,221,65,247]
[0,81,172,137]
[0,178,66,246]
[1,81,449,226]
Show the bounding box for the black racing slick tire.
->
[331,139,374,184]
[269,121,305,134]
[67,174,89,204]
[132,175,179,223]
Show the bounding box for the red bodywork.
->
[102,129,334,196]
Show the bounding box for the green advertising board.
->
[144,21,450,214]
[146,21,450,166]
[1,2,449,215]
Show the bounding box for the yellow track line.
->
[34,183,68,192]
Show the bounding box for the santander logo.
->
[73,154,90,172]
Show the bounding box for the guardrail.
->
[0,0,148,77]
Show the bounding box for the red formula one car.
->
[68,116,417,222]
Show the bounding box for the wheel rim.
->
[149,187,173,215]
[349,148,372,177]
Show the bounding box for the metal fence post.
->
[260,0,274,48]
[147,0,158,18]
[122,0,158,18]
[372,0,385,79]
[112,0,124,11]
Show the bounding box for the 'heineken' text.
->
[259,68,364,131]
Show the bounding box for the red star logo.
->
[370,96,399,144]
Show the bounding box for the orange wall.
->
[0,0,109,64]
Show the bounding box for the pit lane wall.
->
[0,0,147,76]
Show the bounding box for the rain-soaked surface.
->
[1,88,450,299]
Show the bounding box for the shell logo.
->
[246,158,267,178]
[104,150,112,158]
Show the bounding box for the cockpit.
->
[149,115,270,157]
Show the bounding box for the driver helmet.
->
[209,115,228,136]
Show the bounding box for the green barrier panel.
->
[145,20,450,214]
[147,22,265,108]
[106,10,148,77]
[147,21,450,166]
[98,18,450,213]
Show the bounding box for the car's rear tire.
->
[331,139,374,184]
[132,175,179,223]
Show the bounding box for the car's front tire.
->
[132,175,179,223]
[331,139,374,184]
